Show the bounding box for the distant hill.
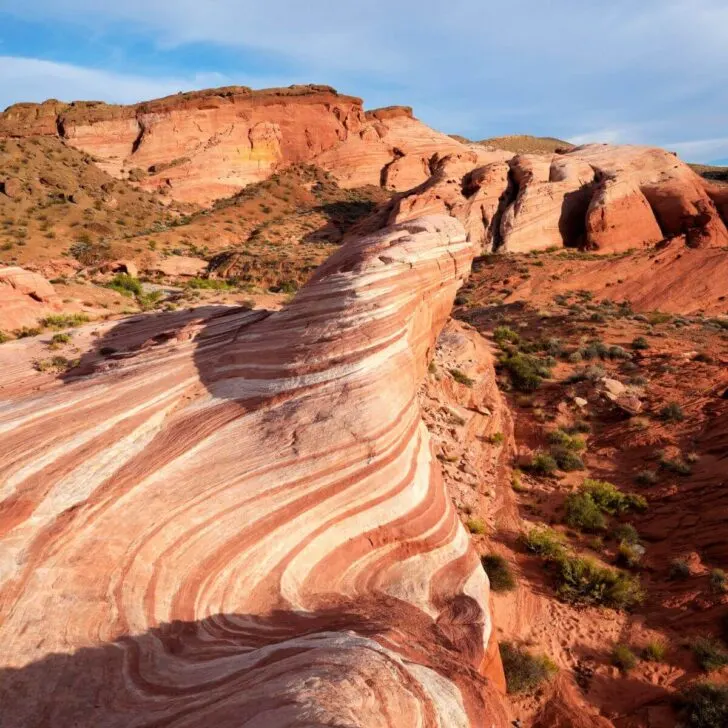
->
[689,162,728,184]
[451,134,575,155]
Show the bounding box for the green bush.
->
[632,336,650,350]
[659,455,692,476]
[493,326,520,347]
[482,554,517,592]
[635,469,659,486]
[525,451,558,477]
[108,273,142,297]
[613,523,640,544]
[488,431,505,445]
[449,368,475,387]
[564,493,606,532]
[677,682,728,728]
[660,402,686,422]
[39,313,90,330]
[186,277,234,290]
[14,326,41,338]
[692,637,728,672]
[500,352,550,391]
[611,644,638,671]
[709,569,728,594]
[616,541,643,568]
[522,527,566,559]
[499,642,557,694]
[581,479,647,514]
[670,558,691,580]
[465,518,487,535]
[0,330,10,344]
[642,639,667,662]
[548,429,586,451]
[551,447,585,471]
[554,553,643,608]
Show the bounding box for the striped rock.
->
[0,215,508,727]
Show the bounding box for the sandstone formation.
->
[1,86,501,206]
[0,216,508,727]
[378,143,728,253]
[0,266,59,330]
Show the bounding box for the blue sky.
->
[1,1,728,163]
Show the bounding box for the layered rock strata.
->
[0,215,508,727]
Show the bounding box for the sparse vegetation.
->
[465,518,487,535]
[481,554,517,592]
[642,639,667,662]
[631,336,650,350]
[524,451,558,477]
[670,558,692,580]
[692,637,728,672]
[611,644,638,671]
[500,351,550,391]
[709,569,728,594]
[449,368,475,387]
[677,681,728,728]
[564,492,606,532]
[660,402,686,422]
[499,641,557,694]
[107,273,142,297]
[39,313,90,330]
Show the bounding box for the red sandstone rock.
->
[150,255,208,277]
[0,215,508,727]
[1,178,23,199]
[0,266,59,330]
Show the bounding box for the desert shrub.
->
[611,644,638,671]
[659,455,692,476]
[548,429,586,451]
[564,493,606,532]
[648,312,672,325]
[581,479,647,514]
[608,345,631,360]
[635,469,659,486]
[499,642,557,694]
[677,682,728,728]
[643,639,667,662]
[493,326,519,347]
[33,355,78,373]
[670,558,692,580]
[511,470,527,493]
[566,420,591,434]
[522,527,566,559]
[449,368,475,387]
[39,313,89,329]
[0,330,10,344]
[186,277,233,290]
[709,569,728,594]
[500,352,550,391]
[551,447,585,471]
[613,523,640,545]
[107,273,142,297]
[137,291,163,311]
[13,326,41,338]
[555,554,643,609]
[632,336,650,350]
[524,451,558,477]
[482,554,517,592]
[692,637,728,672]
[465,518,486,535]
[660,402,686,422]
[488,432,505,445]
[69,240,112,266]
[616,541,644,568]
[567,364,606,383]
[567,350,583,364]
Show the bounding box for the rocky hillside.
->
[0,85,509,205]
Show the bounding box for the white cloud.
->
[667,136,728,162]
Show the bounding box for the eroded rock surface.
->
[374,144,728,253]
[0,266,59,330]
[0,216,508,727]
[0,87,498,205]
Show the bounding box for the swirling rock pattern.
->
[0,215,508,727]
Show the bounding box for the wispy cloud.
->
[1,1,728,161]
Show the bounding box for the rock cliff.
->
[0,216,508,727]
[1,86,501,205]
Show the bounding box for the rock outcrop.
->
[376,144,728,253]
[0,86,500,206]
[0,266,59,330]
[0,216,508,727]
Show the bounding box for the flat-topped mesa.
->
[0,85,492,205]
[0,215,508,728]
[382,143,728,253]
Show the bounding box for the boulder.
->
[0,266,59,330]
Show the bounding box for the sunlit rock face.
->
[0,215,508,728]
